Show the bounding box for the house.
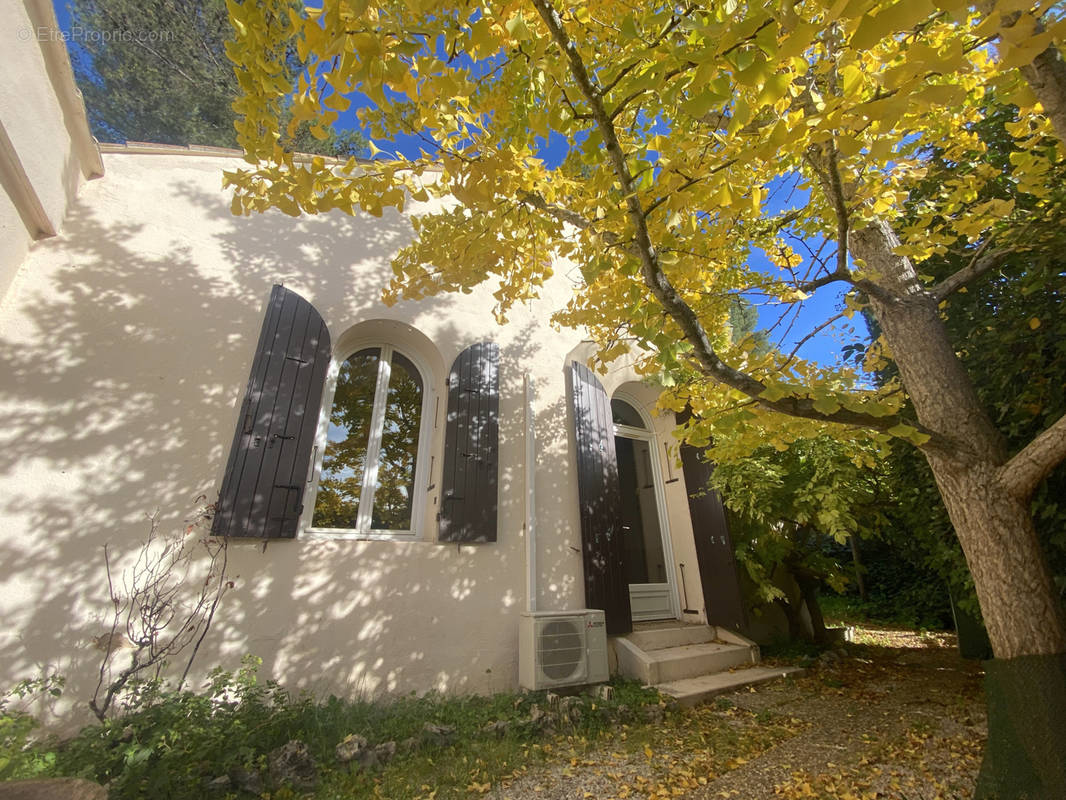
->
[0,0,789,727]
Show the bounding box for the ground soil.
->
[489,627,986,800]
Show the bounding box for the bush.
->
[28,658,667,799]
[0,676,64,781]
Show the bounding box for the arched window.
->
[310,345,428,535]
[612,398,647,430]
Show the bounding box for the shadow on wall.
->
[0,167,582,725]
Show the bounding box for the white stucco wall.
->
[0,0,103,303]
[0,147,744,733]
[0,151,711,727]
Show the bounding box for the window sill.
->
[302,528,422,542]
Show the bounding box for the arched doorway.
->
[612,395,679,621]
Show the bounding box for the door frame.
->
[612,390,681,622]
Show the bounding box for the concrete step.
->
[614,637,758,685]
[656,665,807,707]
[627,624,718,652]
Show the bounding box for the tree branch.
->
[527,0,936,439]
[930,244,1014,301]
[795,268,852,294]
[999,412,1066,501]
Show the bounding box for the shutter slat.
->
[440,358,461,521]
[256,296,313,537]
[212,286,331,539]
[568,361,632,635]
[439,342,499,542]
[268,310,331,537]
[676,409,746,632]
[480,344,499,537]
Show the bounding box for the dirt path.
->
[491,628,986,800]
[698,629,985,799]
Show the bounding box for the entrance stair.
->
[612,622,804,707]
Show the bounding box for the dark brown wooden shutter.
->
[439,342,499,543]
[568,361,632,635]
[676,410,747,632]
[212,285,331,539]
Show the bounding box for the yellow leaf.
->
[760,382,788,402]
[1029,317,1041,330]
[505,14,530,40]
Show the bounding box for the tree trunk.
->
[849,534,867,602]
[794,570,831,645]
[1021,44,1066,145]
[851,219,1066,797]
[850,219,1066,657]
[773,597,809,642]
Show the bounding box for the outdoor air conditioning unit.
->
[519,609,609,690]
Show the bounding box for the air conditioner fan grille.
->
[539,620,583,680]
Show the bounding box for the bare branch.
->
[782,311,849,369]
[930,244,1014,301]
[999,412,1066,501]
[795,268,852,294]
[89,504,232,720]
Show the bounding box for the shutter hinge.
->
[273,484,304,516]
[241,397,255,433]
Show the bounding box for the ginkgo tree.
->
[222,0,1066,794]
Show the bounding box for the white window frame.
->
[302,341,435,540]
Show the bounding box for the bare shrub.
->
[89,499,234,721]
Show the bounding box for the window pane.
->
[312,348,381,529]
[371,352,423,530]
[612,399,646,429]
[616,436,667,584]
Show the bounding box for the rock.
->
[529,705,558,731]
[421,722,457,748]
[335,734,369,764]
[0,779,106,800]
[268,740,319,792]
[373,741,397,767]
[205,775,232,792]
[643,704,666,724]
[228,766,264,795]
[482,720,511,738]
[559,696,583,722]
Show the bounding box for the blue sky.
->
[52,0,869,369]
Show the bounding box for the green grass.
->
[3,659,673,800]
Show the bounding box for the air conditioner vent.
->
[539,619,584,681]
[519,610,609,690]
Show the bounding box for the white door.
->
[612,398,678,622]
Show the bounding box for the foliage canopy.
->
[223,0,1064,459]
